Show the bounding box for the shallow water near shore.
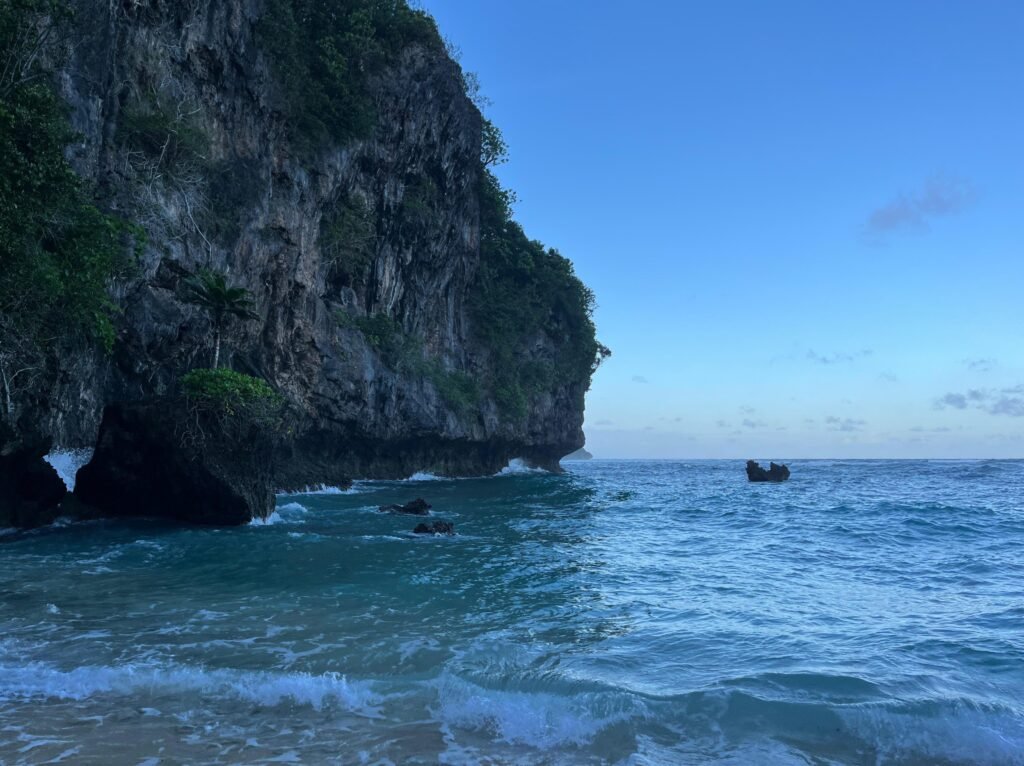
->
[1,459,1023,764]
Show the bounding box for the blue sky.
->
[421,0,1024,458]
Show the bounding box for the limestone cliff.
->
[15,0,603,482]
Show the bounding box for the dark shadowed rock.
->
[75,401,276,525]
[413,520,454,535]
[0,423,67,529]
[378,498,431,515]
[746,460,791,483]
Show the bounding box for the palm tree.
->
[184,270,258,368]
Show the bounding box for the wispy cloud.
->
[865,175,975,239]
[964,358,996,373]
[594,419,614,427]
[631,375,649,384]
[934,386,1024,417]
[990,397,1024,417]
[937,392,968,410]
[879,372,900,383]
[806,349,873,365]
[825,416,866,432]
[741,418,765,429]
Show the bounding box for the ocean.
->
[1,459,1022,765]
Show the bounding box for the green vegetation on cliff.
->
[259,0,442,149]
[0,0,136,417]
[470,166,610,419]
[277,0,610,422]
[181,368,281,413]
[180,368,285,448]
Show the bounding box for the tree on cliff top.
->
[184,271,258,369]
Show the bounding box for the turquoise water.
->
[1,459,1023,764]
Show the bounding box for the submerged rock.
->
[0,424,67,529]
[746,460,791,483]
[413,520,454,535]
[75,401,276,525]
[379,498,432,515]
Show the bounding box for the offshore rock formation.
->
[0,0,603,526]
[746,460,791,483]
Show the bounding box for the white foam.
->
[252,501,310,527]
[0,661,379,715]
[433,672,641,749]
[285,484,362,495]
[405,471,444,481]
[42,449,93,492]
[496,458,549,476]
[250,511,285,526]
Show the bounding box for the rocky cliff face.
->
[28,0,596,481]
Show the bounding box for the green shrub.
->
[354,313,403,353]
[321,194,375,284]
[334,310,480,418]
[258,0,443,151]
[181,368,281,414]
[423,362,479,415]
[179,369,285,449]
[400,174,439,224]
[469,169,607,420]
[0,1,138,360]
[118,96,209,169]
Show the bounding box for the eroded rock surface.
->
[413,520,454,535]
[75,402,276,525]
[379,498,431,516]
[746,460,791,483]
[14,0,591,484]
[0,424,67,529]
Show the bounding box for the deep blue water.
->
[1,459,1023,764]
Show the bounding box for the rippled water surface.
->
[2,459,1023,764]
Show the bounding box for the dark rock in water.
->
[75,401,276,525]
[0,423,67,529]
[378,498,431,515]
[746,460,791,483]
[413,520,454,535]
